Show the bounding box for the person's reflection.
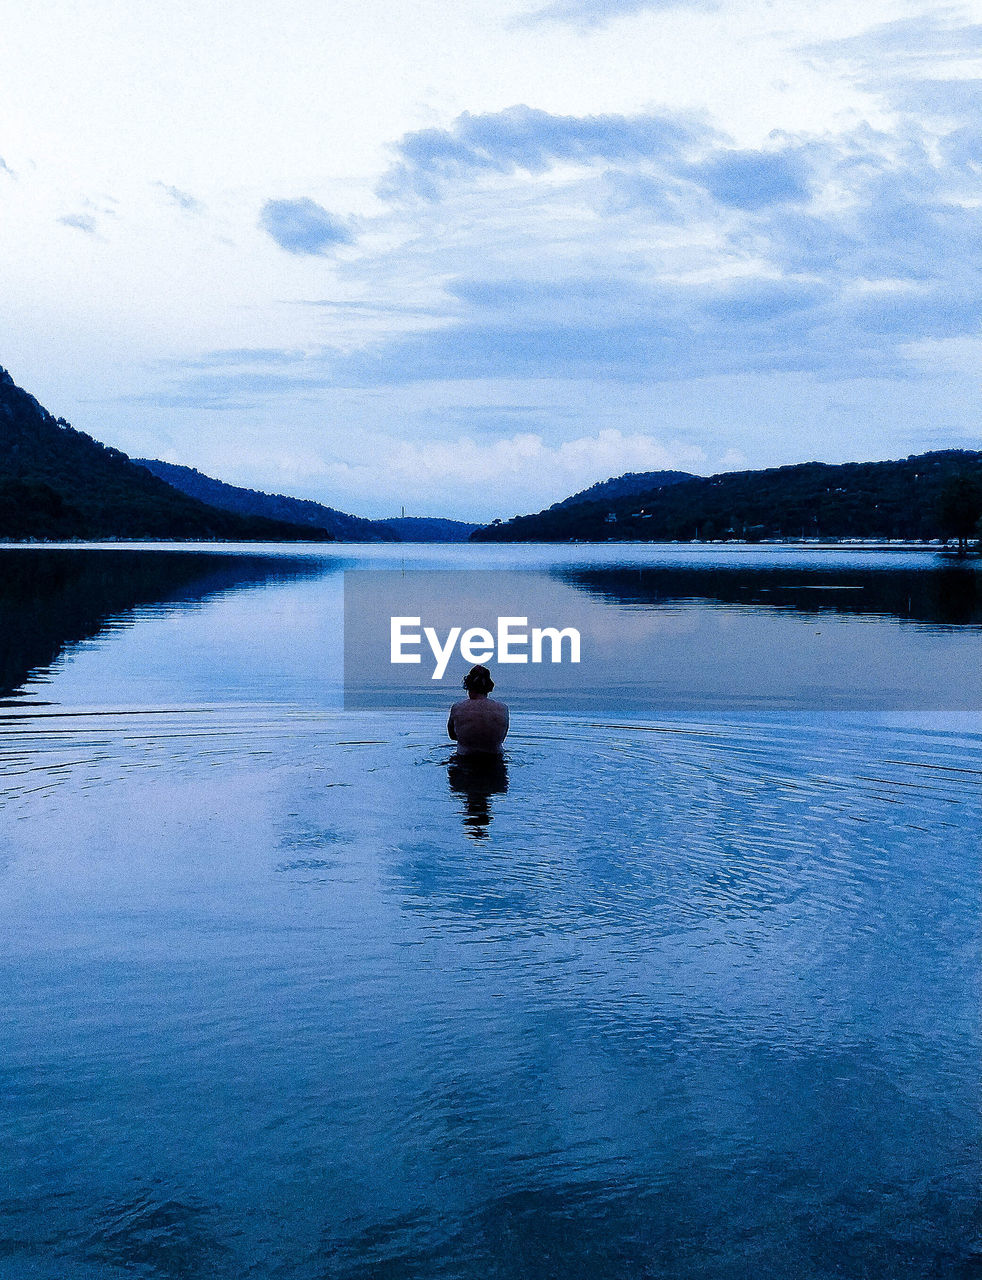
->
[447,754,509,841]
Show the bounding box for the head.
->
[462,664,494,697]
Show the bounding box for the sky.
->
[2,0,982,521]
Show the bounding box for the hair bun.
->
[463,664,495,693]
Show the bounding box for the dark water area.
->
[0,544,980,1278]
[0,548,328,702]
[559,561,982,627]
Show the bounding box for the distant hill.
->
[471,451,982,542]
[550,469,695,509]
[135,459,399,542]
[378,516,480,542]
[0,369,330,542]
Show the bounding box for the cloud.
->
[521,0,714,28]
[188,347,308,367]
[805,14,982,128]
[156,182,203,213]
[0,156,14,178]
[319,293,902,388]
[58,213,98,234]
[259,198,353,255]
[124,390,242,411]
[807,15,982,71]
[424,403,559,432]
[322,83,982,386]
[311,427,707,517]
[159,95,982,402]
[689,149,810,209]
[887,76,982,118]
[809,16,982,195]
[383,104,710,199]
[162,271,909,395]
[148,67,982,460]
[126,367,334,411]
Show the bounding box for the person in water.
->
[447,665,509,756]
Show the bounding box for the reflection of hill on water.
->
[557,565,982,628]
[0,550,331,699]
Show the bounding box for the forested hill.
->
[0,369,331,542]
[136,459,398,542]
[378,517,480,542]
[550,469,694,509]
[471,451,982,543]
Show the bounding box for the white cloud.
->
[520,0,716,29]
[4,0,982,520]
[58,212,98,234]
[307,428,707,519]
[155,183,204,213]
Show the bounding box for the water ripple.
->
[0,706,978,1279]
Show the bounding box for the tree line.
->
[472,451,982,549]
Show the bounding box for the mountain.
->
[0,369,331,542]
[135,459,399,542]
[550,469,695,509]
[471,451,982,543]
[378,516,480,542]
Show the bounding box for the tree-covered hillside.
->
[0,369,330,541]
[136,459,398,542]
[550,469,695,509]
[378,516,480,542]
[472,451,982,543]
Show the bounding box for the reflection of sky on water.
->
[0,547,337,704]
[0,709,979,1277]
[1,544,979,712]
[1,545,980,1272]
[346,568,982,711]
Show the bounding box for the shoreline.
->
[0,537,977,553]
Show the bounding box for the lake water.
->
[1,544,980,1279]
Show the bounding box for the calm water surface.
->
[0,544,979,1278]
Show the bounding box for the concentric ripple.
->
[0,707,979,1279]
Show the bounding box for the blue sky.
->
[2,0,981,520]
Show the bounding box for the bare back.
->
[448,696,509,756]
